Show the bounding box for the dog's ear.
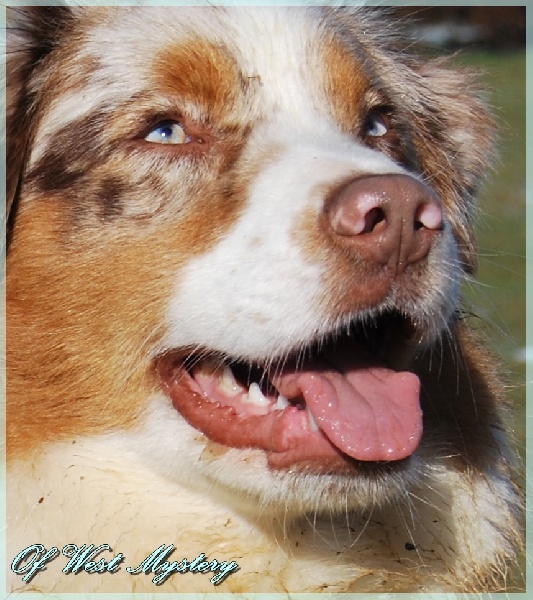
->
[5,6,73,248]
[405,58,496,274]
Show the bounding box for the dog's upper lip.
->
[157,330,423,467]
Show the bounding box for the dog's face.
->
[7,6,494,513]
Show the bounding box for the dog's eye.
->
[364,112,389,138]
[144,120,189,145]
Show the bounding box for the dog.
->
[5,4,524,593]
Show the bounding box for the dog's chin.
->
[156,310,428,484]
[213,447,420,517]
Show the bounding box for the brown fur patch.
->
[319,35,370,133]
[153,38,250,126]
[6,170,250,458]
[318,29,419,171]
[7,14,261,460]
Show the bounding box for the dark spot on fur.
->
[99,176,127,219]
[27,108,113,193]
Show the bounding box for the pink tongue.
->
[272,360,422,462]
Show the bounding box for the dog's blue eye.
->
[364,113,389,137]
[145,120,188,145]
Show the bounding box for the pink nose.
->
[325,174,443,274]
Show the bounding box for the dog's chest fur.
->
[9,426,511,593]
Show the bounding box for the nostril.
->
[362,207,386,234]
[414,201,443,232]
[328,187,387,237]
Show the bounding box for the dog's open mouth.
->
[157,314,423,470]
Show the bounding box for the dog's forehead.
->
[87,6,345,74]
[35,7,372,143]
[88,6,370,107]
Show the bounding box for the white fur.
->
[8,413,520,593]
[162,126,451,359]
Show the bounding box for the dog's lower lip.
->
[157,334,424,468]
[157,355,337,466]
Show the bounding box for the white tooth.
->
[307,410,319,432]
[275,394,290,410]
[218,366,243,397]
[243,382,270,406]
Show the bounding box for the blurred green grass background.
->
[456,49,526,592]
[458,50,526,458]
